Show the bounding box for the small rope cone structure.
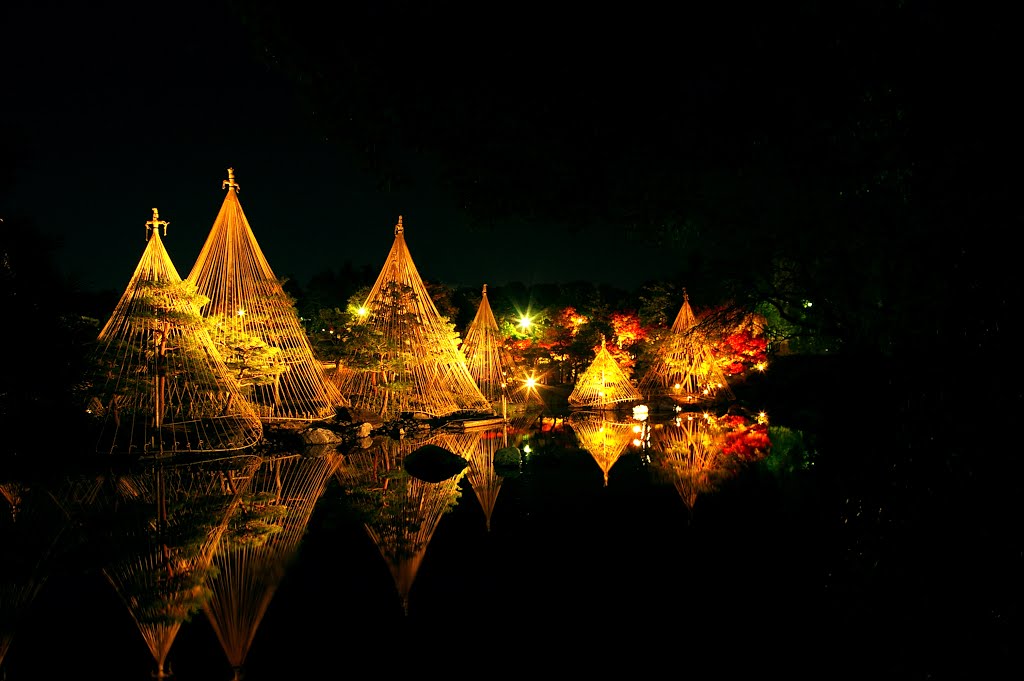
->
[567,337,643,409]
[638,289,736,406]
[187,168,347,421]
[333,216,493,420]
[567,411,636,487]
[647,413,726,514]
[83,208,264,455]
[203,450,342,676]
[335,432,467,615]
[461,284,525,405]
[98,456,262,679]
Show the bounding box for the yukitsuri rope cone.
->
[83,208,263,455]
[333,216,493,420]
[637,289,736,407]
[567,337,643,410]
[647,413,728,515]
[97,456,262,679]
[461,284,525,405]
[203,449,342,681]
[335,432,467,615]
[186,169,346,421]
[567,411,637,487]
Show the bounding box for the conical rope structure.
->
[568,337,643,410]
[461,284,525,405]
[647,412,729,514]
[95,456,262,679]
[82,208,264,455]
[567,411,637,487]
[333,216,493,420]
[335,432,467,615]
[203,449,342,679]
[187,169,347,421]
[638,289,736,407]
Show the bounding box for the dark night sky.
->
[1,0,695,294]
[3,0,1018,299]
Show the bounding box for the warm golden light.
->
[519,315,532,330]
[357,306,368,317]
[236,308,245,317]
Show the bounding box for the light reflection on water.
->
[2,405,812,679]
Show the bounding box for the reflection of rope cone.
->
[204,451,342,674]
[340,432,467,613]
[648,414,726,513]
[462,428,500,531]
[97,457,261,678]
[568,412,635,487]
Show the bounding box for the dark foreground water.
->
[1,356,1019,681]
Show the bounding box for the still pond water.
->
[0,376,1017,681]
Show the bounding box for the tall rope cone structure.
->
[637,288,736,406]
[83,208,264,455]
[568,337,643,410]
[99,456,262,679]
[567,411,637,487]
[186,168,347,421]
[461,284,525,405]
[203,449,342,680]
[334,216,493,420]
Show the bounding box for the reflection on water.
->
[0,403,894,679]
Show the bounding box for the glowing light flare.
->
[236,308,246,317]
[357,306,368,317]
[518,315,532,330]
